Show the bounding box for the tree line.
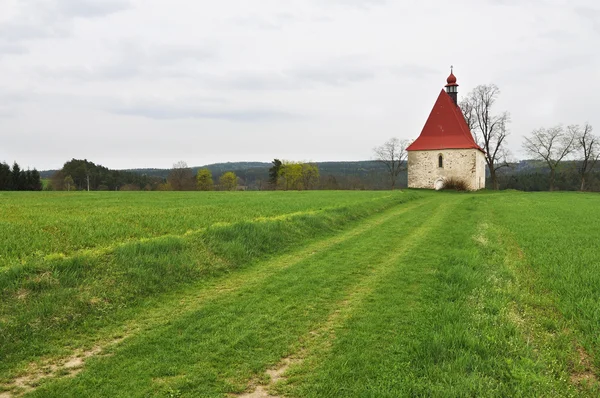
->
[42,159,328,192]
[166,160,321,191]
[268,160,320,190]
[0,161,42,191]
[164,161,241,191]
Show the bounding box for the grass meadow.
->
[0,190,599,397]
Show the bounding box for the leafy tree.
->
[196,168,214,191]
[219,172,238,191]
[323,175,339,190]
[268,159,282,188]
[52,158,161,191]
[64,175,75,191]
[279,162,303,190]
[119,184,140,191]
[156,182,173,191]
[272,161,320,190]
[302,163,320,190]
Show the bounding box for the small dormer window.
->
[438,154,443,168]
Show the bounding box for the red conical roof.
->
[407,89,484,152]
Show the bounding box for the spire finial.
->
[450,65,453,73]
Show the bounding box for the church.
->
[407,70,486,190]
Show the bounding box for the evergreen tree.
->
[0,162,11,190]
[11,162,25,191]
[268,159,282,188]
[31,169,43,191]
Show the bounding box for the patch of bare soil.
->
[1,338,123,397]
[473,222,489,246]
[237,357,300,398]
[570,345,598,387]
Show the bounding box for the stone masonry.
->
[408,148,486,190]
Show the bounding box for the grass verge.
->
[0,191,424,381]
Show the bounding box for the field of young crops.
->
[1,190,599,397]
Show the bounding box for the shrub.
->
[442,177,469,191]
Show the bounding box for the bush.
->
[442,177,469,191]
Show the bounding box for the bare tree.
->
[461,84,510,190]
[572,123,599,191]
[459,98,476,136]
[373,138,410,190]
[168,161,195,191]
[522,125,577,191]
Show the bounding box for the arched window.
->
[438,154,443,168]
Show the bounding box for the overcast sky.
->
[1,0,598,170]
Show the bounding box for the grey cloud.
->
[500,51,593,84]
[291,67,374,86]
[530,52,593,76]
[388,64,439,79]
[55,0,132,18]
[0,0,132,43]
[0,21,70,41]
[38,42,216,81]
[109,101,298,122]
[219,72,301,91]
[214,58,378,91]
[138,44,215,67]
[0,89,31,104]
[234,17,284,30]
[233,12,298,30]
[574,6,600,34]
[0,89,30,118]
[320,0,387,9]
[538,30,575,42]
[0,43,28,57]
[0,108,15,118]
[39,64,141,81]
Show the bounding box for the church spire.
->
[445,66,459,106]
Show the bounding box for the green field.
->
[1,190,599,397]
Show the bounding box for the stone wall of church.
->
[407,149,486,190]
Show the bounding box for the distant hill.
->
[126,160,400,190]
[39,169,60,179]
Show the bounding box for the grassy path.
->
[15,196,442,397]
[4,192,599,397]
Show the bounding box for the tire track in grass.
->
[279,195,471,397]
[239,197,460,398]
[284,195,583,397]
[22,196,446,397]
[481,220,597,396]
[2,196,433,397]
